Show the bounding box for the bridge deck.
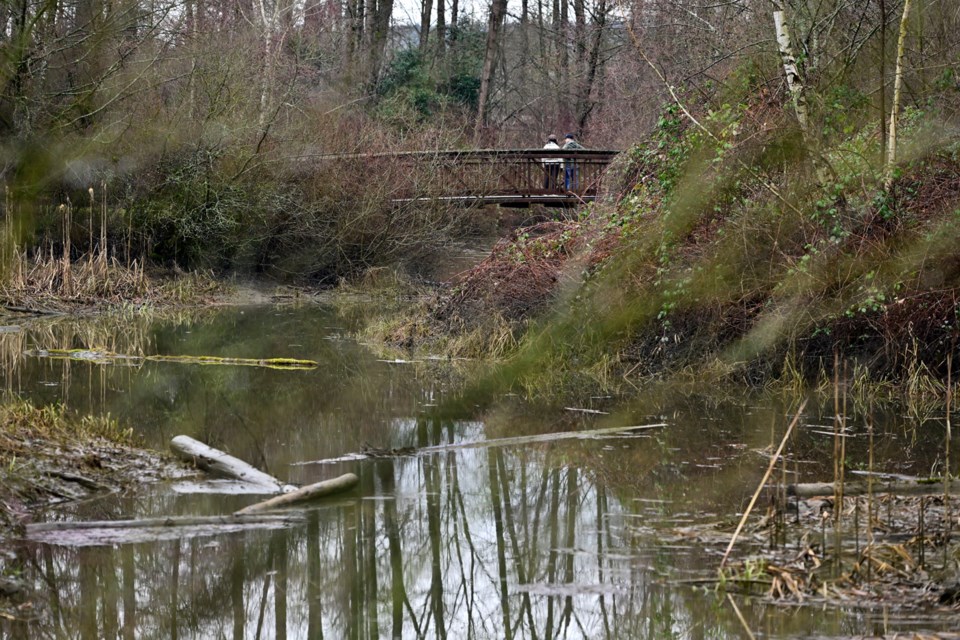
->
[319,149,619,208]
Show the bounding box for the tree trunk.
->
[558,0,569,124]
[880,0,887,165]
[885,0,913,188]
[419,0,433,50]
[520,0,528,60]
[366,0,394,88]
[576,0,608,133]
[449,0,458,46]
[773,10,811,135]
[345,0,365,74]
[474,0,508,141]
[436,0,445,57]
[573,0,585,68]
[773,9,829,185]
[255,0,277,133]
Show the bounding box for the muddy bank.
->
[0,400,178,613]
[0,401,178,536]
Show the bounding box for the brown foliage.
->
[433,220,616,327]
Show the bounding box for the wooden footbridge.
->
[322,149,620,208]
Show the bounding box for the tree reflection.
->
[6,417,877,640]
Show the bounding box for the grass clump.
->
[0,399,134,459]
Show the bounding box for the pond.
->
[1,305,957,638]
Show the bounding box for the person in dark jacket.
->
[562,133,584,191]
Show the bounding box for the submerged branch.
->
[292,423,667,466]
[30,348,318,370]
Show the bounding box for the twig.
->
[720,399,807,569]
[726,593,757,640]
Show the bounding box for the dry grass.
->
[0,249,221,311]
[0,398,134,462]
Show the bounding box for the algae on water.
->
[30,348,319,371]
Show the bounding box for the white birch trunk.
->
[254,0,290,134]
[256,0,275,133]
[773,10,810,133]
[773,9,829,185]
[885,0,913,189]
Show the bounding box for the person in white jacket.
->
[542,134,561,190]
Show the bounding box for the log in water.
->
[26,514,304,533]
[788,479,958,498]
[235,473,360,515]
[170,435,294,492]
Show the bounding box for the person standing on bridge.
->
[542,134,562,191]
[562,133,585,191]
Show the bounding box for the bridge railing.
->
[319,149,619,206]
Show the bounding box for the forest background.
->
[2,0,960,387]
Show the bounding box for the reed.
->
[866,407,875,582]
[945,353,953,567]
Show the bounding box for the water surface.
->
[1,305,956,638]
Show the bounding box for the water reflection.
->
[5,416,925,638]
[0,307,956,638]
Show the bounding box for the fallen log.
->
[788,479,958,498]
[235,473,359,515]
[27,513,305,533]
[170,435,294,492]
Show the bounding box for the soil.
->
[0,402,185,617]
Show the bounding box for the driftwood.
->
[788,479,959,498]
[235,473,359,515]
[26,514,305,533]
[170,435,294,492]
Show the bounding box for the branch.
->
[625,21,804,217]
